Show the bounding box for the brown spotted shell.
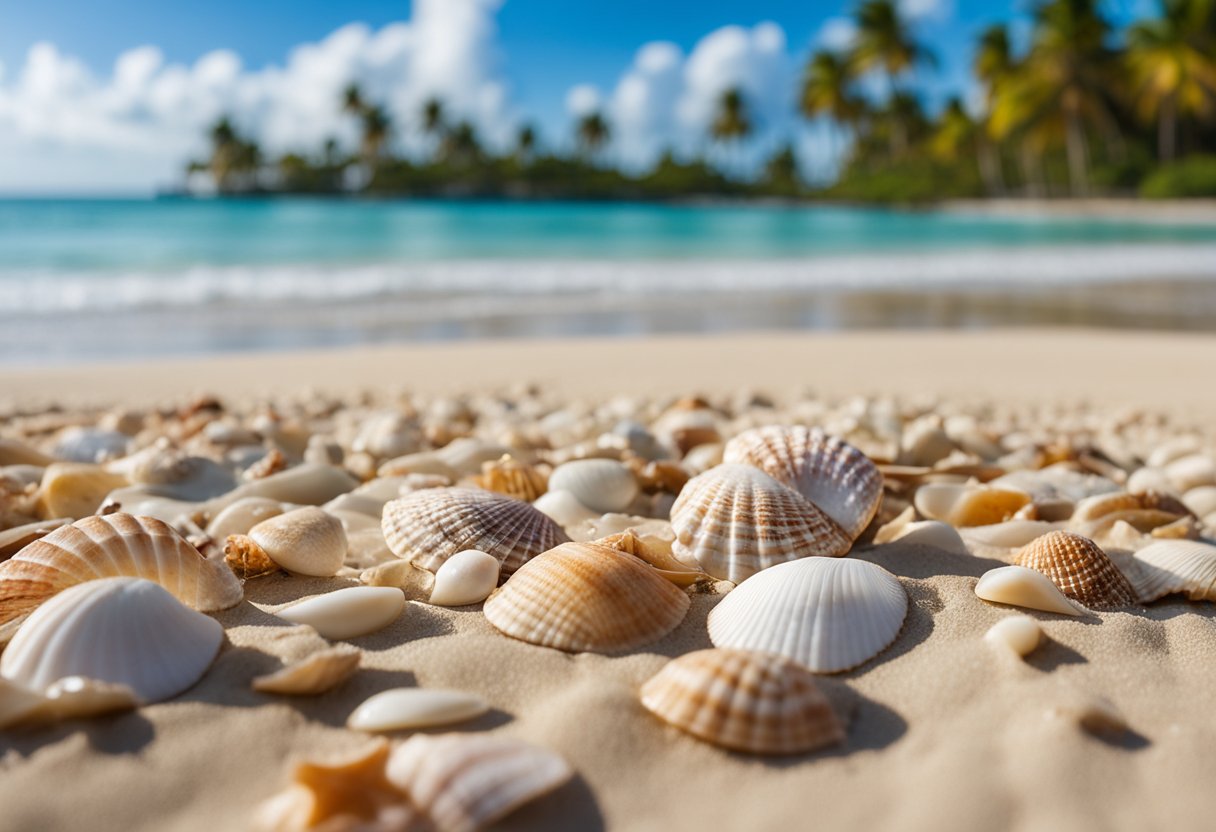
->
[1014,531,1137,610]
[483,541,690,653]
[640,648,845,755]
[381,487,569,576]
[723,426,882,540]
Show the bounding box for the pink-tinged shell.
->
[483,541,690,653]
[381,487,569,576]
[0,512,243,641]
[724,426,882,540]
[670,464,852,584]
[640,648,845,755]
[1014,531,1137,610]
[1129,540,1216,603]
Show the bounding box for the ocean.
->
[3,197,1215,364]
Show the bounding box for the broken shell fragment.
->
[974,566,1083,616]
[429,549,500,607]
[276,587,405,640]
[1,675,140,729]
[347,688,489,733]
[252,646,361,696]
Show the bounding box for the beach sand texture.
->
[2,330,1216,832]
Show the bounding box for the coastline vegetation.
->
[187,0,1216,204]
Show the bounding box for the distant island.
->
[184,0,1216,205]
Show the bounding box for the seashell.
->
[1015,498,1076,523]
[276,587,405,640]
[990,464,1120,504]
[245,448,289,480]
[1182,485,1216,519]
[1127,540,1216,602]
[385,733,572,832]
[0,438,54,467]
[352,411,422,460]
[1165,453,1216,493]
[0,512,242,642]
[1071,491,1189,525]
[429,549,500,606]
[108,443,236,500]
[670,464,852,584]
[252,646,361,695]
[531,489,599,528]
[873,507,968,555]
[51,427,131,463]
[914,483,1031,527]
[484,541,690,653]
[547,459,638,514]
[0,518,70,560]
[211,464,359,513]
[1149,515,1199,540]
[378,450,460,480]
[1014,531,1137,610]
[1,675,139,729]
[898,421,956,466]
[653,407,721,455]
[206,497,285,539]
[628,458,690,495]
[681,442,724,475]
[1128,466,1174,496]
[435,438,517,475]
[304,435,344,467]
[960,519,1065,550]
[360,559,433,599]
[1148,436,1203,469]
[639,648,845,755]
[974,566,1082,616]
[707,556,907,673]
[723,426,882,540]
[347,688,488,732]
[473,455,548,502]
[34,463,129,520]
[238,507,348,577]
[984,615,1042,657]
[382,487,569,576]
[1,577,222,702]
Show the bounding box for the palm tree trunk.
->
[1159,94,1176,163]
[978,139,1006,196]
[1064,112,1090,197]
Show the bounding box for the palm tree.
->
[342,83,366,117]
[850,0,935,156]
[203,116,253,193]
[972,24,1013,194]
[441,121,481,166]
[515,124,537,162]
[929,98,975,161]
[800,50,864,177]
[360,105,391,163]
[1127,0,1216,162]
[576,111,611,159]
[421,97,446,159]
[710,88,752,176]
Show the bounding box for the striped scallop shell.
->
[0,512,243,642]
[707,556,907,673]
[1128,540,1216,602]
[1014,531,1137,610]
[670,464,852,584]
[640,648,845,755]
[483,542,690,653]
[386,733,572,832]
[381,487,569,575]
[723,426,882,540]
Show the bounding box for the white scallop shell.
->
[248,507,348,577]
[1128,540,1216,602]
[429,550,500,607]
[385,733,572,832]
[275,587,405,640]
[984,615,1042,657]
[546,459,638,514]
[347,688,488,732]
[973,565,1082,616]
[0,577,222,703]
[707,556,907,673]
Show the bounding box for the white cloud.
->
[565,84,603,117]
[815,18,858,51]
[0,0,511,192]
[899,0,955,23]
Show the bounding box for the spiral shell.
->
[1014,531,1137,610]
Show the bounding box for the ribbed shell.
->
[473,456,549,502]
[723,426,882,540]
[385,733,572,832]
[670,464,852,584]
[707,556,907,673]
[640,648,845,754]
[1014,531,1137,610]
[0,513,243,640]
[1129,540,1216,602]
[0,577,222,702]
[382,487,569,575]
[483,542,690,653]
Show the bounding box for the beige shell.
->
[707,556,907,673]
[974,566,1082,616]
[483,541,690,653]
[1,675,139,729]
[276,587,405,640]
[347,688,489,732]
[670,464,853,584]
[473,455,548,502]
[984,615,1042,657]
[247,507,348,577]
[723,426,882,540]
[252,646,361,695]
[546,458,639,514]
[382,487,569,575]
[34,462,128,520]
[385,733,573,832]
[1127,540,1216,602]
[873,507,968,555]
[429,549,500,606]
[1014,531,1137,610]
[0,512,243,642]
[640,648,845,755]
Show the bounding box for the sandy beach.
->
[2,329,1216,832]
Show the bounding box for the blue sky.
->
[0,0,1157,193]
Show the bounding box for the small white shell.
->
[1128,540,1216,602]
[276,587,405,640]
[1,577,222,703]
[347,688,489,732]
[874,508,968,555]
[974,565,1082,616]
[1183,485,1216,519]
[205,497,285,540]
[531,489,599,528]
[430,550,500,607]
[1,676,139,729]
[546,459,638,514]
[707,556,907,673]
[252,646,361,695]
[1165,454,1216,493]
[249,507,347,577]
[984,615,1042,657]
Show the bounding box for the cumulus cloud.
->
[814,17,858,52]
[0,0,511,192]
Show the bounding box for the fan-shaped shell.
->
[0,512,243,641]
[1014,531,1137,610]
[385,733,572,832]
[640,648,845,754]
[382,487,569,575]
[1128,540,1216,602]
[0,577,222,702]
[707,556,907,673]
[547,459,638,514]
[723,426,882,540]
[483,541,690,653]
[670,464,852,584]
